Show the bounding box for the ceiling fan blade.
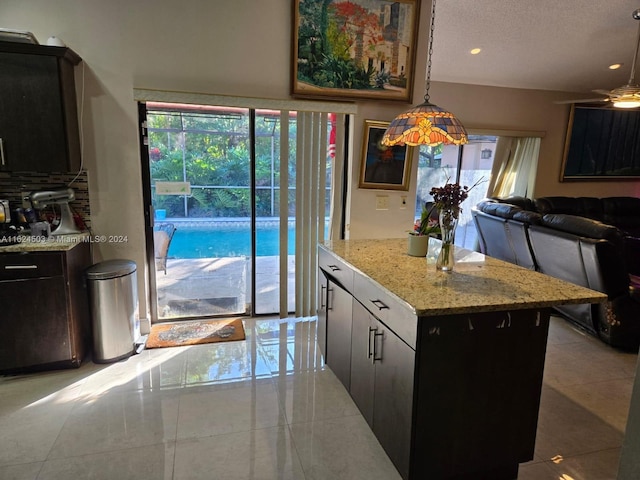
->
[593,89,614,96]
[554,98,610,105]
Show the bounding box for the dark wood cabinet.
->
[0,243,91,373]
[350,300,414,480]
[325,279,352,390]
[0,41,81,172]
[317,269,328,357]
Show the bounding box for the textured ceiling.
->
[430,0,640,94]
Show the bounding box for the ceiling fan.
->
[558,9,640,108]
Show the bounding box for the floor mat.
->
[146,317,245,348]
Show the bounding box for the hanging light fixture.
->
[381,0,468,147]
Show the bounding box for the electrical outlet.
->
[376,195,389,210]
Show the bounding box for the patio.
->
[155,255,296,320]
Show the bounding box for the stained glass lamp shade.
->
[381,0,467,147]
[381,101,468,147]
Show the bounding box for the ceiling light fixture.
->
[381,0,468,147]
[470,48,482,55]
[609,63,622,70]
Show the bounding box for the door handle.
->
[368,326,376,361]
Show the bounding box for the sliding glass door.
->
[140,103,338,323]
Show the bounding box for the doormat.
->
[165,297,239,317]
[146,318,245,349]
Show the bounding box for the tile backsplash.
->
[0,170,91,229]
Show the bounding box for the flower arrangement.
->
[429,177,485,218]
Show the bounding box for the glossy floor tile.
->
[0,315,636,479]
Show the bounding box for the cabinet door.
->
[349,300,376,427]
[317,270,328,358]
[0,52,67,172]
[325,280,352,390]
[373,320,415,480]
[0,276,71,372]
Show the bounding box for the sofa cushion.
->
[541,214,624,244]
[512,210,542,225]
[535,197,604,221]
[491,196,536,211]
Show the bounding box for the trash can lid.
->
[86,259,137,280]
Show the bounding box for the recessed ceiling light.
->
[609,63,623,70]
[470,48,482,55]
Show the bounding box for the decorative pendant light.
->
[381,0,468,147]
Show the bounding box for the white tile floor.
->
[0,315,637,479]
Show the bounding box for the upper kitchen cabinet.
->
[0,41,81,172]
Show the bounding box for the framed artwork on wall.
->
[292,0,420,102]
[359,120,411,190]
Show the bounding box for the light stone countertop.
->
[321,238,607,317]
[0,233,89,253]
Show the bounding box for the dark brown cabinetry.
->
[318,248,354,390]
[0,41,81,172]
[350,300,414,480]
[319,243,555,480]
[325,279,352,389]
[0,243,91,373]
[317,269,328,357]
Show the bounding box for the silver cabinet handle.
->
[326,287,334,311]
[0,138,5,166]
[5,265,38,270]
[328,264,340,272]
[320,284,326,308]
[370,299,389,311]
[369,327,383,363]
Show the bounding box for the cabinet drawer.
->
[319,247,354,291]
[0,253,64,280]
[354,273,417,350]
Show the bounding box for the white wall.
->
[2,0,639,316]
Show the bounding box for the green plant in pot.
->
[407,203,441,257]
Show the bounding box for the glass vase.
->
[436,207,459,272]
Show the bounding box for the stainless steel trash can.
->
[86,259,139,363]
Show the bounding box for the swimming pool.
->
[168,225,297,258]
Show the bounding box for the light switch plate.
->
[376,195,389,210]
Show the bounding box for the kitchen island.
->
[318,238,606,480]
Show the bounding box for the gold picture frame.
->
[359,120,412,191]
[292,0,420,102]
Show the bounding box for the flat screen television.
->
[561,104,640,180]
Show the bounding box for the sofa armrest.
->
[624,236,640,277]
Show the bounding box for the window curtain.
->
[279,110,347,318]
[486,136,541,198]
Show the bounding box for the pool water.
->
[168,226,297,258]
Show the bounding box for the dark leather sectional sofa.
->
[472,196,640,350]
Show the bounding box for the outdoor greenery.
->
[148,110,331,218]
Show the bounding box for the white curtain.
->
[486,136,540,198]
[280,110,347,318]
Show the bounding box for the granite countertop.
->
[321,238,607,316]
[0,233,89,253]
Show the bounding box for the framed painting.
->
[359,120,411,190]
[292,0,420,102]
[561,104,640,180]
